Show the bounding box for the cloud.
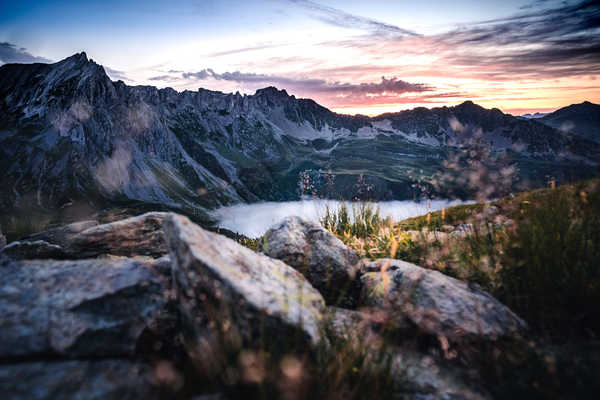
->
[285,0,420,37]
[518,0,559,10]
[148,74,181,82]
[182,69,215,80]
[180,68,432,97]
[297,0,599,83]
[105,66,131,81]
[0,42,52,64]
[206,43,287,57]
[434,0,600,79]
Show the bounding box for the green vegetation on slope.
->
[321,179,600,342]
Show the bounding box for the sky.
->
[0,0,599,115]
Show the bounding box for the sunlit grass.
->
[319,179,600,342]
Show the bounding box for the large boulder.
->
[360,259,527,343]
[163,214,325,374]
[0,256,172,358]
[0,360,160,400]
[328,307,490,400]
[261,216,361,307]
[0,213,168,260]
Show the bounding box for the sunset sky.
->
[1,0,598,115]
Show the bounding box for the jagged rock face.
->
[1,54,598,223]
[163,214,325,374]
[1,212,168,260]
[0,360,159,400]
[261,216,361,307]
[360,259,527,343]
[0,256,172,358]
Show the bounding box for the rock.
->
[163,214,325,373]
[327,307,490,400]
[261,216,361,307]
[360,259,527,343]
[0,240,69,259]
[24,219,99,244]
[1,213,169,260]
[327,307,396,349]
[66,212,169,258]
[0,257,172,358]
[0,360,160,400]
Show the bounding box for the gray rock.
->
[261,216,361,307]
[0,239,69,259]
[360,259,527,343]
[0,257,171,358]
[66,212,169,258]
[0,360,159,400]
[327,307,490,400]
[1,213,169,260]
[24,219,99,244]
[163,214,325,373]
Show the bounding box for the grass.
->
[167,310,399,400]
[319,179,600,342]
[308,179,600,398]
[498,180,600,341]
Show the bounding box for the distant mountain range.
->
[538,101,600,142]
[1,53,599,226]
[518,112,548,119]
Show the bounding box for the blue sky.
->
[1,0,598,115]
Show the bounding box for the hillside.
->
[539,101,600,142]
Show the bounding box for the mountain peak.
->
[457,100,478,109]
[61,52,89,65]
[454,100,487,114]
[255,86,289,98]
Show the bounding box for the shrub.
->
[498,180,600,341]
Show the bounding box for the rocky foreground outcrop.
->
[163,214,325,376]
[0,214,528,399]
[0,257,172,358]
[360,259,527,344]
[0,212,169,260]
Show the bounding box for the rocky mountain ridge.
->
[1,53,599,235]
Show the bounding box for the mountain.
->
[538,101,600,142]
[1,53,599,230]
[519,112,548,119]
